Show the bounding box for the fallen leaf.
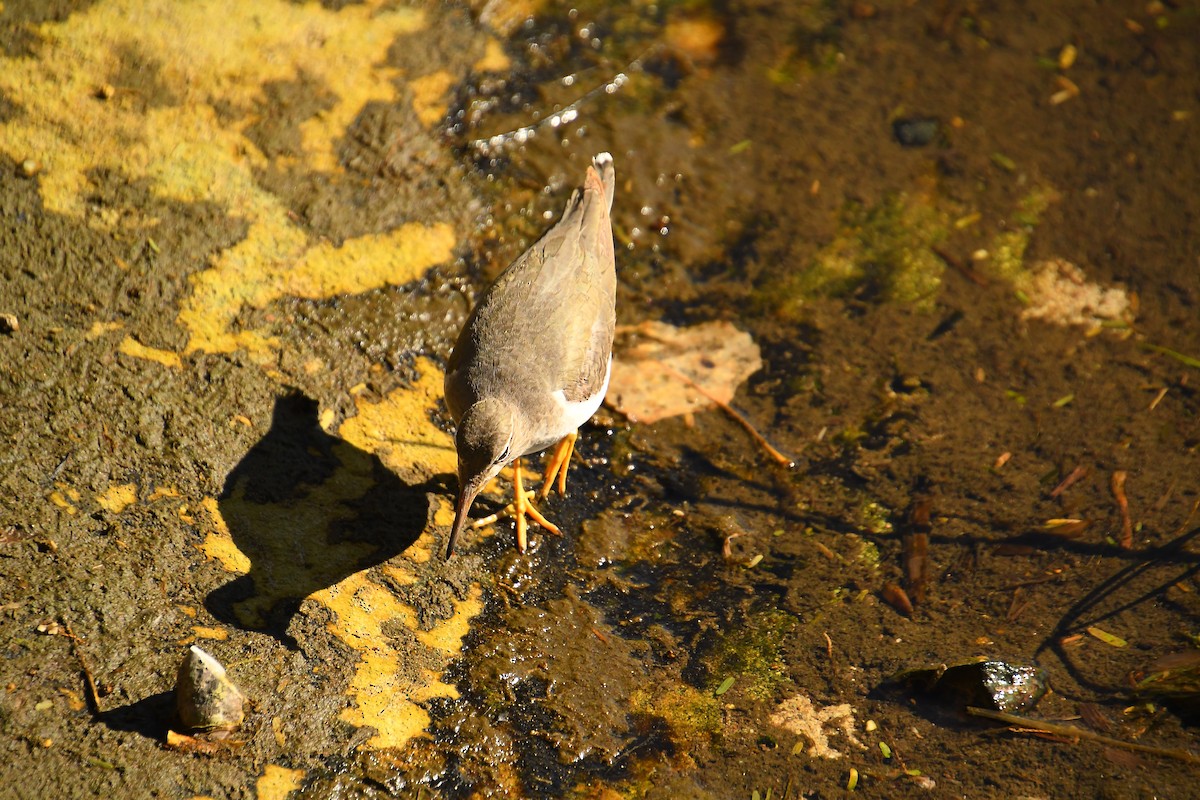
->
[1086,626,1128,648]
[165,729,244,755]
[606,320,762,424]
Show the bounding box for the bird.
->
[443,152,617,558]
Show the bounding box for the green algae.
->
[702,608,796,703]
[984,185,1060,283]
[631,683,722,744]
[766,193,950,320]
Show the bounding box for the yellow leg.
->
[537,431,578,501]
[511,458,561,552]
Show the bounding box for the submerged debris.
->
[901,492,933,608]
[1133,650,1200,720]
[769,694,865,759]
[1110,470,1134,550]
[968,707,1200,766]
[892,117,940,147]
[174,645,246,734]
[1019,259,1132,328]
[881,583,914,617]
[664,11,726,66]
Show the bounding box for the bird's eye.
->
[493,443,511,465]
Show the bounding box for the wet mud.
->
[2,1,1199,799]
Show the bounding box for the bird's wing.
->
[459,155,616,400]
[525,158,615,401]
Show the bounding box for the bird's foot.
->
[470,490,535,530]
[536,431,578,501]
[469,458,561,552]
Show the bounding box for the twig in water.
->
[1111,471,1134,549]
[656,361,795,467]
[932,245,988,286]
[1049,465,1088,498]
[61,619,102,717]
[967,706,1200,766]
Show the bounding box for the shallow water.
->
[1,1,1198,798]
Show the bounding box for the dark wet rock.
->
[888,658,1048,715]
[892,116,940,147]
[469,591,646,764]
[576,504,679,568]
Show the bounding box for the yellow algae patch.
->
[474,38,512,73]
[256,765,305,800]
[403,531,439,564]
[192,626,229,641]
[381,563,418,587]
[148,485,181,502]
[410,71,457,127]
[0,0,455,357]
[415,584,483,654]
[432,494,457,528]
[96,483,138,514]
[314,570,483,749]
[339,357,456,484]
[286,223,455,299]
[178,220,454,356]
[198,497,251,575]
[316,571,427,748]
[85,321,124,339]
[408,669,462,705]
[176,218,302,357]
[118,336,182,369]
[48,490,79,515]
[0,0,428,217]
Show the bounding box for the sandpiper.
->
[444,153,617,557]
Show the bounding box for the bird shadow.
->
[204,390,436,648]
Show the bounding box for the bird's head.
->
[446,397,518,557]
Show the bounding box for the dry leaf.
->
[164,729,244,754]
[606,320,762,424]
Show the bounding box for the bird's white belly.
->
[524,355,612,455]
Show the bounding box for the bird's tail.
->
[588,152,615,214]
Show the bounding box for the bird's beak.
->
[445,476,483,559]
